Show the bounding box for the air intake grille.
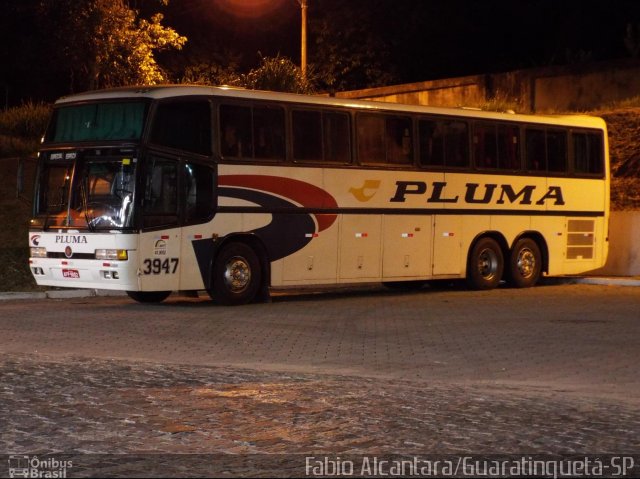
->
[566,219,595,259]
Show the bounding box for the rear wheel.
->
[508,238,542,288]
[210,242,262,306]
[126,291,171,303]
[466,237,504,290]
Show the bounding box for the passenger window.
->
[473,123,498,169]
[574,132,604,175]
[143,157,179,228]
[184,162,215,224]
[219,104,285,161]
[357,113,412,165]
[497,124,520,170]
[220,105,252,158]
[419,119,469,168]
[293,110,322,162]
[385,116,412,164]
[150,101,211,155]
[323,112,351,163]
[547,130,568,173]
[253,106,285,160]
[357,114,386,163]
[525,129,546,172]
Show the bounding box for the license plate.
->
[62,269,80,279]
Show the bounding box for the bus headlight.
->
[95,249,128,260]
[30,247,47,258]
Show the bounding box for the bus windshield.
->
[36,154,137,230]
[45,101,148,143]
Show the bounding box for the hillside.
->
[596,108,640,209]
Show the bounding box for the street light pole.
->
[297,0,308,80]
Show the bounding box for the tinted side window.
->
[497,124,520,170]
[150,101,211,155]
[357,114,386,163]
[473,123,498,169]
[292,110,322,162]
[357,113,412,165]
[574,132,604,175]
[184,162,215,224]
[219,104,285,161]
[419,119,469,168]
[143,156,179,228]
[292,110,351,163]
[547,129,568,173]
[324,112,351,163]
[220,105,252,158]
[253,106,285,160]
[386,116,412,164]
[525,128,546,172]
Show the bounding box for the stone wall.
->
[335,59,640,113]
[596,211,640,276]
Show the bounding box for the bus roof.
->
[55,85,607,130]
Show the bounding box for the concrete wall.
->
[597,211,640,276]
[336,59,640,113]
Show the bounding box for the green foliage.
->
[311,3,397,92]
[475,91,524,114]
[0,103,51,157]
[180,62,243,87]
[84,2,187,89]
[32,0,186,91]
[241,55,315,94]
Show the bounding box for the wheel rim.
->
[223,256,252,293]
[477,247,500,280]
[517,247,536,279]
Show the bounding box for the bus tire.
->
[508,238,542,288]
[126,291,171,303]
[467,237,504,290]
[211,242,262,306]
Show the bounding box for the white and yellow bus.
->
[28,85,609,305]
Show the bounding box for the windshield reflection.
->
[37,156,137,230]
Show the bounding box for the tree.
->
[4,0,187,99]
[310,0,398,92]
[75,0,187,89]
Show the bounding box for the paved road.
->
[1,283,639,477]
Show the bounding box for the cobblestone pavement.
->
[1,353,640,477]
[1,284,639,476]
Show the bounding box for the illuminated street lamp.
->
[296,0,308,80]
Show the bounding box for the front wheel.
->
[210,242,262,306]
[126,291,171,303]
[508,238,542,288]
[467,237,504,290]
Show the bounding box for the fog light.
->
[30,247,47,258]
[96,249,128,260]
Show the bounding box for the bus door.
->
[138,154,182,292]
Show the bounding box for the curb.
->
[0,289,127,301]
[570,276,640,287]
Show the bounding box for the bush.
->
[0,102,52,157]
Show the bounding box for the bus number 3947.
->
[142,258,179,275]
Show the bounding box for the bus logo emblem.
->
[64,246,73,258]
[349,179,381,202]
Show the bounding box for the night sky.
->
[162,0,640,81]
[3,0,640,104]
